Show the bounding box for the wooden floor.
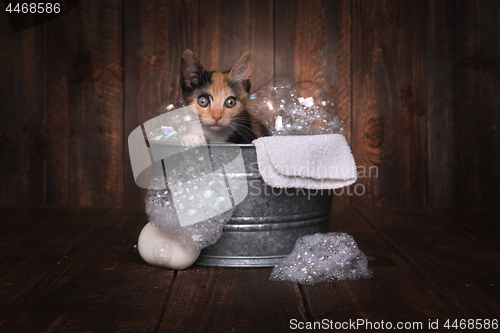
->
[0,206,498,332]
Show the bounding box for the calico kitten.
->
[180,50,269,147]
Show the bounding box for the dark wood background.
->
[1,0,499,208]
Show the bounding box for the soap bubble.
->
[143,98,195,143]
[293,81,327,101]
[248,91,276,130]
[323,105,346,133]
[265,78,293,93]
[270,232,373,285]
[149,98,185,120]
[315,92,334,107]
[292,87,315,109]
[248,79,345,135]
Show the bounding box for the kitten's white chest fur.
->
[203,127,230,143]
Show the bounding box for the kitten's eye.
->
[225,97,236,108]
[197,96,209,107]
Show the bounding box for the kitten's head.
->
[180,50,251,131]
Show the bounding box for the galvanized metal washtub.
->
[194,143,332,268]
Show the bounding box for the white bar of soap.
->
[138,222,201,270]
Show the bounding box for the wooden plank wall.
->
[0,0,499,208]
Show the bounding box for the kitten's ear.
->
[229,52,251,92]
[180,50,205,91]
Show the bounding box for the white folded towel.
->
[253,134,357,190]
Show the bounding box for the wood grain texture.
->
[0,205,34,227]
[45,0,124,206]
[0,20,46,205]
[1,0,500,208]
[454,0,500,207]
[159,266,309,333]
[436,207,500,252]
[0,206,499,332]
[1,208,174,333]
[275,0,352,208]
[426,0,457,208]
[198,0,274,91]
[351,0,427,207]
[301,208,461,324]
[358,207,500,319]
[0,206,111,321]
[123,0,199,208]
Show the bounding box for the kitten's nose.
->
[213,115,221,123]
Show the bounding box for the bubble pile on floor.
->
[270,232,373,285]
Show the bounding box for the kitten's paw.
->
[181,133,206,148]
